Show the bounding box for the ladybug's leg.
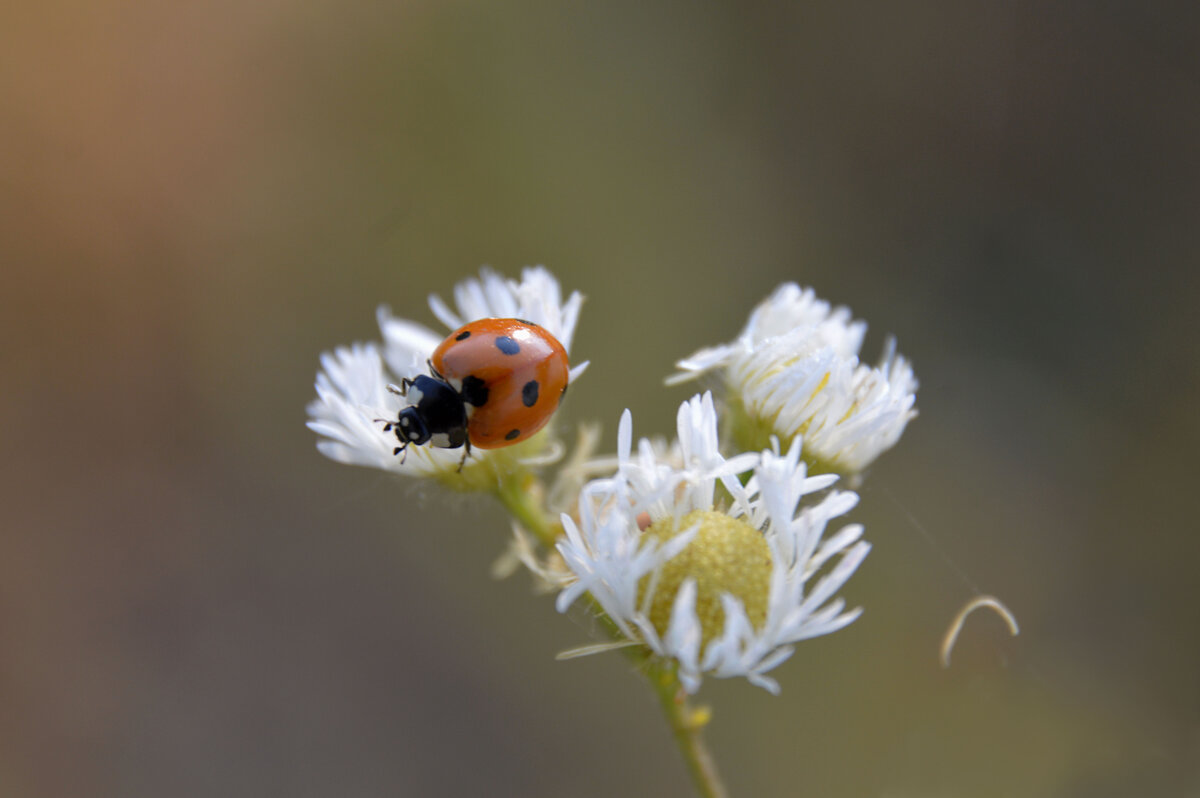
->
[387,378,416,398]
[456,439,471,473]
[393,442,410,464]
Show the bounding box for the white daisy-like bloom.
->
[556,393,870,694]
[307,266,588,483]
[670,283,917,476]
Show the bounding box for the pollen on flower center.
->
[639,510,772,645]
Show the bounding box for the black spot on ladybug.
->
[505,428,520,441]
[495,336,520,355]
[521,380,539,407]
[455,330,471,341]
[461,375,489,407]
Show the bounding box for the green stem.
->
[648,663,729,798]
[494,470,560,548]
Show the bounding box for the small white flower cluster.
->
[556,393,870,694]
[308,269,914,695]
[671,283,917,476]
[306,267,586,479]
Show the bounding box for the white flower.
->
[307,266,587,481]
[556,393,870,694]
[670,284,917,476]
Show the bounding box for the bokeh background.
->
[4,2,1199,796]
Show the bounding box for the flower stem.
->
[493,470,730,798]
[648,662,729,798]
[493,469,560,548]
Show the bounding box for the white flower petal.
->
[664,579,703,688]
[567,361,590,383]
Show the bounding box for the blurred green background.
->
[4,2,1199,796]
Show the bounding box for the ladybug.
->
[381,318,572,470]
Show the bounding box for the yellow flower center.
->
[639,510,773,646]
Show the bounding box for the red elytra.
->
[430,318,570,449]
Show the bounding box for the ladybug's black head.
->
[393,406,430,445]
